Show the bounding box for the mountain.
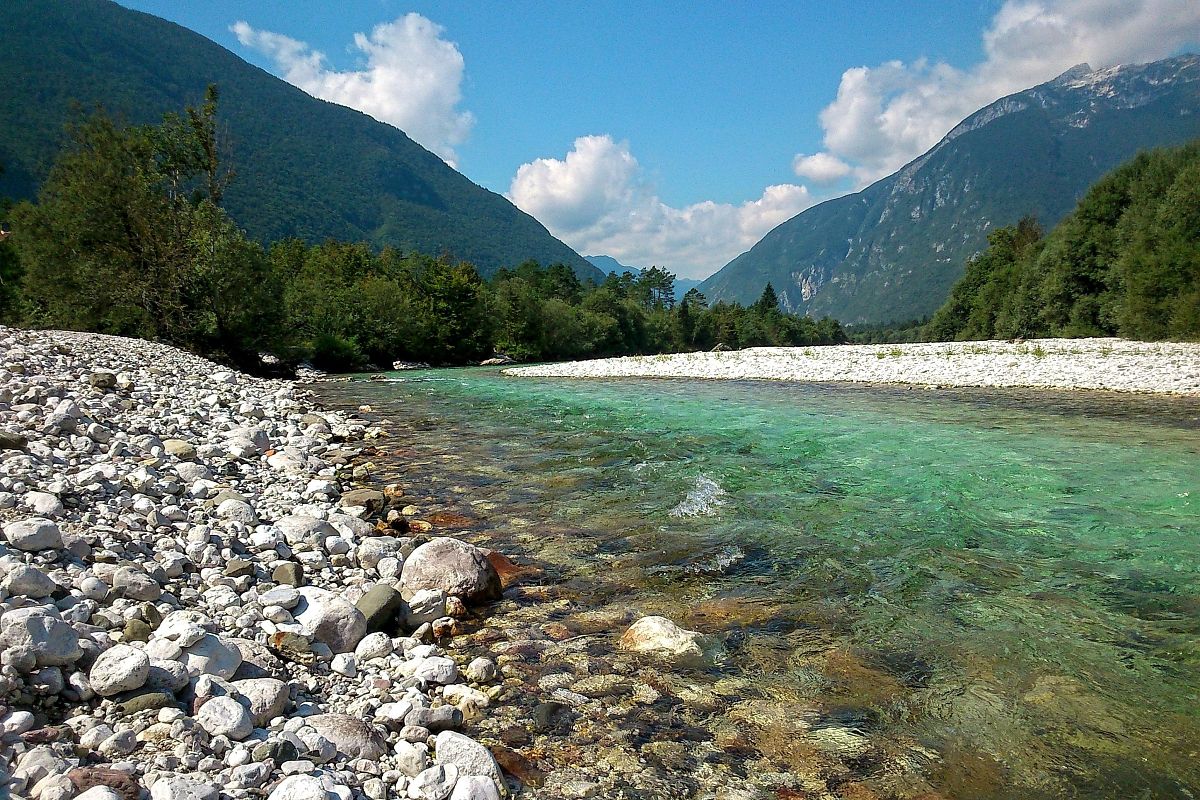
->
[0,0,602,281]
[585,255,641,275]
[700,55,1200,324]
[585,254,704,296]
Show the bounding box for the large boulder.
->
[399,538,501,604]
[293,588,367,653]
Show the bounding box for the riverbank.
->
[0,327,514,800]
[504,337,1200,395]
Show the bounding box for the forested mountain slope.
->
[0,0,601,280]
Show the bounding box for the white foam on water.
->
[669,474,728,517]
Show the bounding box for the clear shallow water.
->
[322,371,1200,799]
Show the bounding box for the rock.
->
[266,774,331,800]
[4,564,57,598]
[405,705,462,733]
[112,566,162,601]
[409,656,458,685]
[408,764,459,800]
[355,584,404,632]
[272,562,304,587]
[3,518,63,551]
[123,619,153,642]
[75,788,125,800]
[23,491,64,517]
[339,488,385,512]
[89,644,150,696]
[491,745,546,788]
[0,429,28,450]
[113,690,176,715]
[218,500,259,525]
[68,767,141,800]
[275,515,336,546]
[89,371,118,389]
[618,615,710,663]
[149,774,220,800]
[14,746,69,786]
[450,776,501,800]
[197,695,254,740]
[253,739,299,764]
[464,657,497,683]
[179,633,243,678]
[303,713,387,759]
[260,585,300,608]
[399,538,501,603]
[405,588,447,628]
[224,557,255,578]
[0,610,81,666]
[293,588,367,653]
[162,439,197,460]
[394,740,429,776]
[233,677,289,725]
[434,731,503,788]
[353,631,392,661]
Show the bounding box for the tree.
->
[754,283,779,314]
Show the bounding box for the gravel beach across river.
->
[0,327,520,800]
[505,338,1200,395]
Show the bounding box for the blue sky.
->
[118,1,1200,277]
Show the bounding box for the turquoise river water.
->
[318,371,1200,800]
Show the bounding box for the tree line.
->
[925,139,1200,342]
[0,90,847,373]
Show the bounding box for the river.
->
[315,370,1200,799]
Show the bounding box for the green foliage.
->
[926,140,1200,342]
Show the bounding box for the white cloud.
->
[231,14,473,166]
[792,152,853,183]
[508,136,813,279]
[801,0,1200,185]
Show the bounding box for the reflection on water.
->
[317,370,1200,799]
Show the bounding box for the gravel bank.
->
[505,338,1200,395]
[0,327,515,800]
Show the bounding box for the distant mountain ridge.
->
[700,55,1200,324]
[585,255,703,296]
[0,0,602,281]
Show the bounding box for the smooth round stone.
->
[179,634,242,678]
[218,499,259,524]
[89,644,150,696]
[449,776,500,800]
[353,632,393,661]
[112,566,162,601]
[196,696,254,740]
[409,656,457,686]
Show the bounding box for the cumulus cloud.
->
[232,14,473,166]
[801,0,1200,185]
[508,135,813,279]
[792,152,853,183]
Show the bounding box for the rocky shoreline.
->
[0,327,545,800]
[504,338,1200,395]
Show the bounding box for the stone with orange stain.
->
[491,745,547,788]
